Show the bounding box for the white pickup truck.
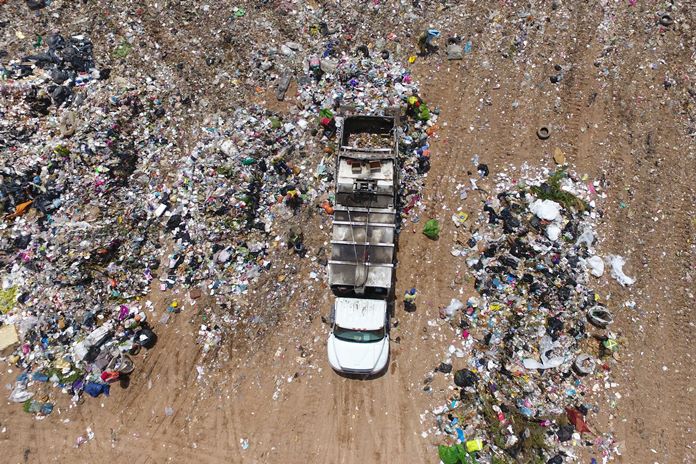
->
[326,114,398,376]
[327,298,389,375]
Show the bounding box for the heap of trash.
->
[427,168,633,464]
[1,33,166,412]
[157,53,437,300]
[156,39,438,346]
[1,20,436,410]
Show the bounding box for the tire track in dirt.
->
[596,31,696,458]
[605,151,696,460]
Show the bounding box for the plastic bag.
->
[423,219,440,239]
[443,298,464,317]
[529,199,561,221]
[17,315,38,340]
[523,335,565,370]
[9,383,34,403]
[438,444,477,464]
[585,256,604,277]
[575,227,595,247]
[546,224,561,240]
[418,104,430,121]
[454,368,478,388]
[606,255,635,286]
[84,382,110,398]
[438,444,461,464]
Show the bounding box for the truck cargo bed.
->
[329,114,398,294]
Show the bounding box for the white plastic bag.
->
[586,256,605,277]
[523,335,565,370]
[529,199,562,221]
[575,227,595,247]
[546,224,561,241]
[606,255,635,286]
[442,298,464,317]
[9,383,33,403]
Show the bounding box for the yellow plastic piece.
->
[466,439,483,452]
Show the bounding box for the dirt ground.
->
[1,1,695,463]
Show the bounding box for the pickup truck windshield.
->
[334,326,384,343]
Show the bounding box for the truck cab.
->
[327,298,389,375]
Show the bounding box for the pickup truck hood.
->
[327,334,389,374]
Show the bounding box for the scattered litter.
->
[586,256,605,277]
[606,255,636,286]
[428,169,623,462]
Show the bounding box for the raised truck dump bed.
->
[328,114,398,296]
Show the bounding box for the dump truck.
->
[326,114,398,375]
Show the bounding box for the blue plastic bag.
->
[84,382,110,398]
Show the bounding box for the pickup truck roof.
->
[334,297,387,331]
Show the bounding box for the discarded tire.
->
[586,305,613,328]
[660,14,673,26]
[537,126,550,139]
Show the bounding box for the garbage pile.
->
[158,51,437,298]
[157,41,438,341]
[428,169,631,463]
[1,15,437,409]
[1,33,100,116]
[0,32,171,412]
